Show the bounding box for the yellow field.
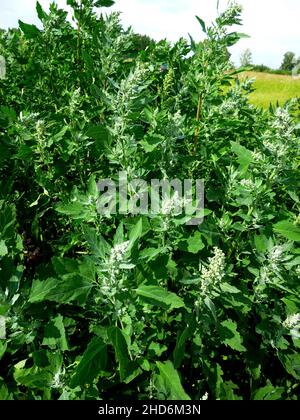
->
[239,71,300,108]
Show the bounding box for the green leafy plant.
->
[0,0,299,400]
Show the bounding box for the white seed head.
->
[283,313,300,340]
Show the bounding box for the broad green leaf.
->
[273,220,300,242]
[136,285,185,311]
[219,319,246,352]
[140,135,162,153]
[186,231,205,253]
[42,315,68,351]
[83,226,110,259]
[29,275,93,305]
[70,337,107,388]
[230,141,253,170]
[18,20,41,39]
[14,361,52,390]
[108,327,141,383]
[36,2,48,22]
[86,125,111,150]
[204,296,217,323]
[220,283,241,294]
[0,240,8,257]
[278,352,300,379]
[139,247,165,260]
[252,384,285,400]
[155,361,191,400]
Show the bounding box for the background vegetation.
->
[0,0,300,400]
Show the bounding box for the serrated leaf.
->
[83,226,110,259]
[155,361,191,400]
[70,337,107,388]
[18,21,41,39]
[186,231,204,253]
[219,319,246,352]
[36,2,48,22]
[29,274,93,305]
[42,315,68,351]
[253,384,285,400]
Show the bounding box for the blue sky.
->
[1,0,299,68]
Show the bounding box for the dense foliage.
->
[0,0,300,400]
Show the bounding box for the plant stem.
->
[193,93,203,155]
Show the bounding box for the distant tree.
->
[240,48,252,67]
[280,51,296,72]
[131,33,154,52]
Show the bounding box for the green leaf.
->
[173,322,195,368]
[140,135,162,153]
[186,231,205,253]
[36,2,48,22]
[18,20,41,39]
[155,361,191,400]
[136,285,185,311]
[83,226,110,259]
[94,0,115,7]
[278,352,300,379]
[204,296,218,323]
[220,283,241,294]
[195,16,206,33]
[0,240,8,257]
[252,384,285,400]
[70,337,107,388]
[273,220,300,242]
[230,141,253,170]
[42,315,68,351]
[128,217,143,249]
[108,327,141,383]
[14,361,52,390]
[219,320,246,352]
[0,340,7,361]
[29,275,93,305]
[86,125,111,150]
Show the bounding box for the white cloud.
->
[0,0,299,68]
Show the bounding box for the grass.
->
[239,71,300,109]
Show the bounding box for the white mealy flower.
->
[51,369,65,390]
[283,313,300,340]
[161,191,183,215]
[240,179,256,190]
[272,108,292,131]
[200,247,226,295]
[219,1,243,25]
[109,241,130,264]
[200,392,209,400]
[268,245,285,264]
[100,241,131,297]
[219,99,236,115]
[69,87,81,114]
[251,150,264,162]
